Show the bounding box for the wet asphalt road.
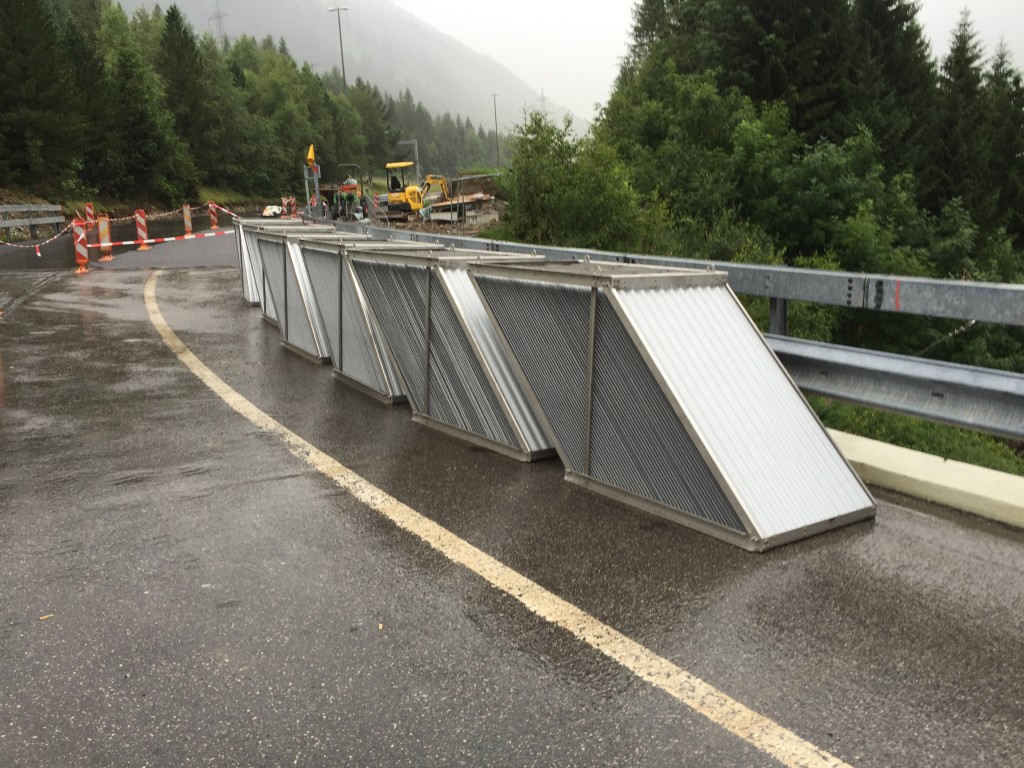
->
[1,238,1023,767]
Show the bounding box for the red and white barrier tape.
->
[206,201,240,219]
[3,201,240,257]
[84,229,235,249]
[1,221,76,256]
[75,202,240,225]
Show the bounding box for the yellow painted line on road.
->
[145,271,852,768]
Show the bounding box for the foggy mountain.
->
[118,0,576,130]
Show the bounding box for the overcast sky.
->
[387,0,1024,122]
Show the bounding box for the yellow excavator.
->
[385,161,450,218]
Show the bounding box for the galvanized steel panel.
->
[341,260,389,394]
[282,245,318,356]
[443,270,551,453]
[244,228,265,305]
[257,236,286,326]
[351,260,429,410]
[428,271,520,449]
[288,241,331,360]
[239,221,334,307]
[590,294,744,532]
[300,246,342,363]
[614,285,874,541]
[474,276,591,472]
[235,220,260,304]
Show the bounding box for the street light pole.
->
[491,93,499,167]
[327,6,349,91]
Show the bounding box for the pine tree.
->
[848,0,937,184]
[983,43,1024,244]
[158,6,225,185]
[0,0,82,191]
[98,4,197,203]
[926,11,995,229]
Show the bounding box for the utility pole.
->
[210,0,228,46]
[328,6,350,92]
[491,93,500,167]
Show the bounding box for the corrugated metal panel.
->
[351,260,429,410]
[443,270,550,453]
[300,246,342,364]
[474,276,590,473]
[243,229,264,305]
[613,285,874,541]
[362,269,406,398]
[427,271,520,449]
[281,243,318,356]
[235,220,259,304]
[590,294,744,532]
[341,259,389,394]
[257,237,286,326]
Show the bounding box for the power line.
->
[210,0,229,45]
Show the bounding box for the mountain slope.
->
[119,0,575,129]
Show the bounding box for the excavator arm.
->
[420,174,450,203]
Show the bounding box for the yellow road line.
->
[145,271,853,768]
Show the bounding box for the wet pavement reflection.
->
[1,242,1022,767]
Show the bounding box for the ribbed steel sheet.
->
[426,270,520,449]
[473,277,591,471]
[295,239,407,403]
[617,284,874,542]
[283,240,324,359]
[253,232,342,362]
[591,293,744,532]
[257,236,286,327]
[349,250,554,461]
[300,245,342,363]
[470,262,874,550]
[443,270,550,453]
[236,220,335,306]
[354,259,430,409]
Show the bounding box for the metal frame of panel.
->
[469,261,875,551]
[292,237,442,404]
[235,220,337,305]
[254,231,362,363]
[348,248,555,462]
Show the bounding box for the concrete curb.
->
[829,429,1024,530]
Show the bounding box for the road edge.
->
[829,429,1024,530]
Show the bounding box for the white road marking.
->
[145,271,853,768]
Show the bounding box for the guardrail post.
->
[769,297,789,336]
[183,204,193,236]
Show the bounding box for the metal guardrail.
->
[0,204,65,241]
[768,336,1024,441]
[336,222,1024,441]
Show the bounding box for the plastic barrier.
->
[134,209,150,251]
[73,219,88,273]
[97,215,113,261]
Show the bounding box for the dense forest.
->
[0,0,502,203]
[3,0,1023,374]
[500,0,1024,375]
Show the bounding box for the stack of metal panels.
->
[234,219,340,306]
[349,248,555,462]
[296,238,443,403]
[469,261,875,550]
